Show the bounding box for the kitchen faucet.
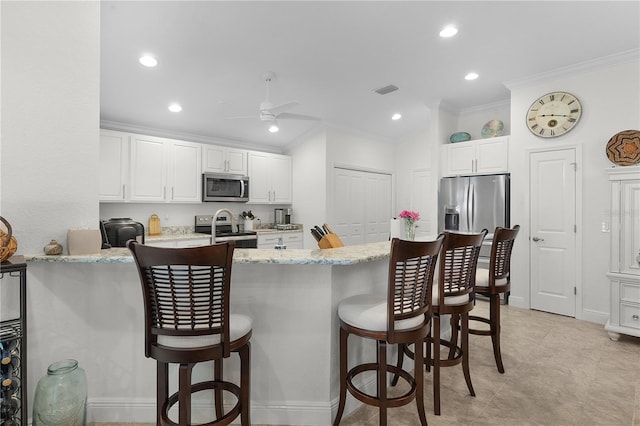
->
[212,208,237,239]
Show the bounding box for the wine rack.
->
[0,256,26,425]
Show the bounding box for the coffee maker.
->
[285,208,293,224]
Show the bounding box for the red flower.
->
[398,210,420,222]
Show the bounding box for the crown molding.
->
[504,48,640,90]
[99,120,281,153]
[459,99,511,115]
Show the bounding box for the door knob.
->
[532,236,544,242]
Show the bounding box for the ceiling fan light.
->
[139,55,158,67]
[439,26,458,38]
[269,123,279,133]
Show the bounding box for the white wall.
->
[507,55,640,322]
[456,100,511,141]
[1,2,100,255]
[288,128,327,248]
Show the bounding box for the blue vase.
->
[32,359,87,425]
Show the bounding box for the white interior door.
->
[333,168,392,245]
[529,148,577,316]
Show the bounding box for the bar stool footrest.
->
[426,337,463,367]
[346,363,417,408]
[468,315,492,335]
[161,380,242,426]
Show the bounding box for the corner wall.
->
[1,2,100,254]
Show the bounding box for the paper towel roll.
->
[390,218,405,239]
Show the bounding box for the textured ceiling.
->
[100,1,640,149]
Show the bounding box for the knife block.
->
[318,233,344,249]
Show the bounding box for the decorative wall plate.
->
[450,132,471,143]
[481,120,504,138]
[606,130,640,166]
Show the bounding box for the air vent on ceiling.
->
[373,85,399,95]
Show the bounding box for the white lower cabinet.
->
[257,232,302,249]
[605,166,640,340]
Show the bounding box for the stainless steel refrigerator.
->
[438,173,510,257]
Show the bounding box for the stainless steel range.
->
[195,213,258,248]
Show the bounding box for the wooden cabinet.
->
[99,130,129,201]
[605,166,640,340]
[441,136,509,176]
[129,134,202,203]
[248,151,292,204]
[202,144,248,175]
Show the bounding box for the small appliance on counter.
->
[101,218,145,248]
[274,208,285,225]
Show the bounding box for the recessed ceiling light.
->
[439,26,458,38]
[268,124,279,133]
[168,103,182,112]
[465,72,479,81]
[391,113,402,121]
[139,55,158,67]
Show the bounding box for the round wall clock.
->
[526,91,582,138]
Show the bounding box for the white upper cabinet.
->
[168,139,202,202]
[248,151,292,204]
[129,134,201,203]
[441,136,509,176]
[99,130,129,202]
[202,144,248,175]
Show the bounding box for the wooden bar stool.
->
[128,241,251,426]
[333,236,444,426]
[393,230,486,416]
[469,225,519,373]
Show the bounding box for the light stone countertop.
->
[24,241,391,265]
[145,232,211,242]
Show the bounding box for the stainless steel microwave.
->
[202,173,249,202]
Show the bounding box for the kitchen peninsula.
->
[25,242,393,425]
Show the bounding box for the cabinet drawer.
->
[621,283,640,303]
[283,233,302,242]
[620,303,640,329]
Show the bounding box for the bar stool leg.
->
[157,362,168,426]
[433,314,441,416]
[490,294,505,373]
[214,359,223,419]
[414,336,427,426]
[461,313,475,397]
[178,363,193,425]
[333,327,349,426]
[377,340,387,426]
[239,342,251,426]
[448,314,459,359]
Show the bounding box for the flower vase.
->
[405,221,416,241]
[33,359,87,426]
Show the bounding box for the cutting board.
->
[148,214,161,236]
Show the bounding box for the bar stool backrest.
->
[439,230,488,298]
[387,236,444,343]
[489,225,520,286]
[128,241,236,358]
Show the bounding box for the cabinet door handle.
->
[172,187,174,200]
[633,315,639,320]
[532,236,544,242]
[122,184,126,200]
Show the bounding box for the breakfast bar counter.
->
[24,242,393,425]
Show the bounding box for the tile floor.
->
[89,300,640,425]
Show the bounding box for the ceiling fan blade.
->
[269,101,299,115]
[223,115,257,120]
[276,112,321,121]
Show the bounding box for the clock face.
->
[526,91,582,138]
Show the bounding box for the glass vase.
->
[405,220,415,241]
[33,359,87,426]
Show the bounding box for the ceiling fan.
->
[225,72,320,132]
